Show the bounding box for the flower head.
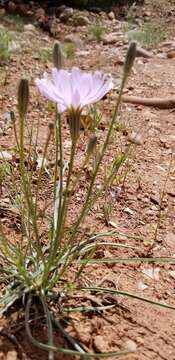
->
[35,67,113,113]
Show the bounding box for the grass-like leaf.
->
[81,287,175,311]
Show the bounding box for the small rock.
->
[137,281,148,290]
[128,131,144,145]
[24,24,36,33]
[125,339,137,352]
[76,324,91,345]
[136,46,152,58]
[165,232,175,250]
[160,136,170,149]
[64,33,82,46]
[136,337,144,345]
[8,40,21,53]
[0,151,13,161]
[143,11,151,17]
[59,7,74,22]
[108,220,118,228]
[167,50,175,59]
[56,5,66,14]
[108,11,115,20]
[102,33,118,44]
[115,58,124,65]
[34,7,46,24]
[169,271,175,279]
[142,267,160,281]
[167,189,175,197]
[94,335,107,352]
[124,207,134,215]
[3,112,11,123]
[150,193,160,205]
[7,1,17,14]
[6,351,17,360]
[72,14,90,26]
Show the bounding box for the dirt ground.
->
[0,2,175,360]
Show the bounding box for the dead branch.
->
[121,96,175,109]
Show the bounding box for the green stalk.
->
[40,293,54,360]
[19,113,44,264]
[43,139,77,286]
[81,286,175,310]
[65,75,127,249]
[53,110,63,240]
[34,127,53,217]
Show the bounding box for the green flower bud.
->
[17,79,29,118]
[53,41,64,69]
[124,41,137,78]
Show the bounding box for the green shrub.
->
[128,22,166,48]
[89,23,106,42]
[0,31,12,64]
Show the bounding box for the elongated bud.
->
[86,134,97,157]
[17,79,29,118]
[10,110,15,122]
[53,41,64,69]
[123,41,137,77]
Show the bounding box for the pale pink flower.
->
[35,67,113,113]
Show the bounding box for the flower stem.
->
[67,76,127,244]
[43,137,77,286]
[19,113,44,265]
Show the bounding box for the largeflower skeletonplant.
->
[36,67,113,113]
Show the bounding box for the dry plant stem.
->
[154,152,173,242]
[122,95,175,109]
[19,113,44,265]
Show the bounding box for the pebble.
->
[108,11,115,20]
[128,131,144,145]
[72,14,90,26]
[167,50,175,58]
[64,33,82,45]
[8,40,21,53]
[102,32,119,44]
[6,351,17,360]
[0,151,13,161]
[125,339,137,352]
[59,7,74,22]
[24,24,36,33]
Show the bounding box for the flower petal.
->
[36,67,113,112]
